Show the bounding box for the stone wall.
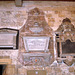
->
[0,1,75,75]
[0,1,75,30]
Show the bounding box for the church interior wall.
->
[0,1,75,75]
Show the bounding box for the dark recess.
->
[62,39,75,54]
[0,65,6,75]
[57,42,60,57]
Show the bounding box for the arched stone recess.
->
[19,8,54,66]
[55,18,75,66]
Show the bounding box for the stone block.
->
[15,14,21,18]
[56,72,62,75]
[69,67,75,72]
[46,14,52,17]
[48,73,54,75]
[6,11,12,15]
[71,14,75,17]
[4,65,15,75]
[55,11,61,14]
[48,22,54,27]
[48,18,55,22]
[55,67,62,73]
[58,14,65,17]
[15,0,22,7]
[0,58,12,64]
[18,68,26,75]
[70,11,75,14]
[46,67,52,73]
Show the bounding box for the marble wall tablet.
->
[0,33,15,47]
[19,8,54,66]
[0,28,19,49]
[23,37,50,52]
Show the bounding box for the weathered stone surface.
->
[55,67,62,73]
[0,1,74,30]
[0,1,75,75]
[69,67,75,72]
[46,67,52,73]
[0,50,18,65]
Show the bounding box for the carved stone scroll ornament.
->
[55,18,75,66]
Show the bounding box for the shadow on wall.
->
[0,65,6,75]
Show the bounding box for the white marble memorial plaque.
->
[23,37,50,52]
[0,33,17,48]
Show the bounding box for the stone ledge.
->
[0,58,12,64]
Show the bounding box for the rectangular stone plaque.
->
[23,37,50,52]
[0,33,17,49]
[27,70,46,75]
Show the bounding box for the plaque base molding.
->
[19,53,52,66]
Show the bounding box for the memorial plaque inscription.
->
[0,28,19,49]
[0,33,16,47]
[23,37,50,52]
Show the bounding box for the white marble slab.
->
[23,37,50,52]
